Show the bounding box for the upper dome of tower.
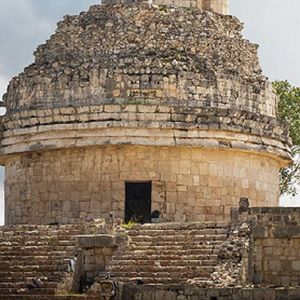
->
[3,2,276,117]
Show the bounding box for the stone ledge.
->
[0,106,290,144]
[0,124,292,166]
[231,207,300,225]
[231,207,300,239]
[0,105,292,165]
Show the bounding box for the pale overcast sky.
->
[0,0,299,224]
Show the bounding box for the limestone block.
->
[77,235,96,248]
[94,235,115,247]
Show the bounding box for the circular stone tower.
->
[0,0,291,225]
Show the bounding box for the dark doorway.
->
[125,182,152,223]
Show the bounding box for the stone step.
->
[0,265,69,273]
[0,276,66,285]
[129,222,229,230]
[0,236,77,241]
[129,236,227,244]
[0,287,57,295]
[127,241,224,248]
[110,269,214,282]
[109,259,218,267]
[120,247,219,256]
[0,258,71,265]
[0,235,83,239]
[0,271,67,281]
[108,264,216,273]
[128,229,228,237]
[0,294,98,300]
[0,244,76,249]
[127,243,222,252]
[0,251,70,257]
[0,222,103,295]
[110,253,218,261]
[110,276,182,284]
[0,256,71,262]
[0,281,58,288]
[107,222,228,284]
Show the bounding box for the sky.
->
[0,0,299,224]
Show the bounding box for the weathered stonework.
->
[235,208,300,287]
[3,3,273,117]
[0,1,292,224]
[121,285,300,300]
[77,234,116,286]
[1,0,299,299]
[5,146,281,224]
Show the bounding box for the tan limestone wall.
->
[254,238,300,286]
[233,208,300,287]
[5,145,280,225]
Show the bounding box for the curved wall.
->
[3,4,272,116]
[5,145,280,225]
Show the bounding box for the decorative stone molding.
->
[0,105,291,165]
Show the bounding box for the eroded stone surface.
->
[5,146,281,224]
[3,3,275,117]
[0,1,292,226]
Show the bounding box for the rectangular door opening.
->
[125,181,152,224]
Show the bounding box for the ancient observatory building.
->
[0,0,291,226]
[2,0,300,299]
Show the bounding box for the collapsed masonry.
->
[0,0,298,299]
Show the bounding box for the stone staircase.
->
[0,223,103,297]
[107,222,229,284]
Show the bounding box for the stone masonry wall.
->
[3,3,275,117]
[0,104,291,164]
[250,208,300,287]
[76,235,117,287]
[5,145,280,225]
[121,285,300,300]
[254,238,300,286]
[232,207,300,287]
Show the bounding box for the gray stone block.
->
[253,225,268,238]
[94,234,114,247]
[76,235,96,248]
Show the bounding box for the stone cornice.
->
[0,105,292,166]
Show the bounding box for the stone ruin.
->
[0,0,299,299]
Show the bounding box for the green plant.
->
[121,220,137,230]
